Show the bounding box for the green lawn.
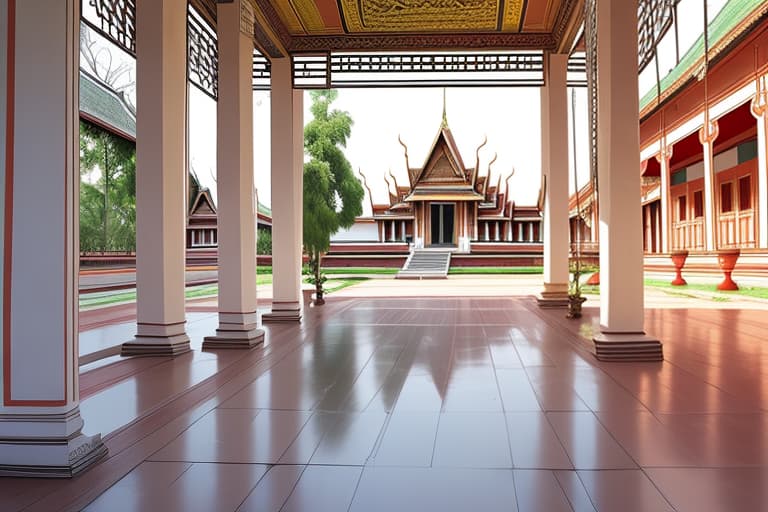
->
[80,275,273,310]
[448,266,543,275]
[644,279,768,300]
[321,267,399,275]
[580,278,768,301]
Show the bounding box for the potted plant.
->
[567,259,587,319]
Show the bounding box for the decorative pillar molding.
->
[0,0,107,476]
[751,75,768,248]
[538,52,570,307]
[655,139,673,253]
[203,0,264,349]
[264,58,303,322]
[699,119,720,251]
[593,0,662,361]
[123,0,191,356]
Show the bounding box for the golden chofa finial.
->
[397,134,412,185]
[472,135,488,187]
[357,168,374,212]
[388,169,401,197]
[441,88,448,128]
[484,153,498,196]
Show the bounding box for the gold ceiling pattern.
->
[340,0,524,33]
[252,0,582,54]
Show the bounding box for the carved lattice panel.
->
[87,0,136,56]
[188,7,218,100]
[638,0,677,73]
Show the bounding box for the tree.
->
[303,90,364,303]
[79,121,137,252]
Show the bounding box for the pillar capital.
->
[698,118,720,145]
[751,75,768,119]
[655,138,674,164]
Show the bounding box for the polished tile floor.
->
[5,296,768,511]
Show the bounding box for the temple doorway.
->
[430,203,455,246]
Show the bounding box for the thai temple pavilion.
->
[363,108,543,251]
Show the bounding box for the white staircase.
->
[396,249,451,279]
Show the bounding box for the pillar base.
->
[123,322,192,357]
[0,408,107,478]
[203,329,264,349]
[593,333,663,362]
[263,301,302,323]
[537,282,570,308]
[202,312,265,349]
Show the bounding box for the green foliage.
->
[257,229,272,255]
[79,121,137,252]
[302,90,365,297]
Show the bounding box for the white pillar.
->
[391,220,396,242]
[538,53,570,306]
[484,222,489,241]
[264,59,303,322]
[657,140,672,252]
[752,79,768,248]
[203,0,264,348]
[123,0,190,356]
[401,220,406,241]
[0,0,106,476]
[593,0,662,361]
[700,120,719,251]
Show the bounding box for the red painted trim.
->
[3,0,16,407]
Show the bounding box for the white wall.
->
[331,220,380,242]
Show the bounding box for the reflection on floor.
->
[4,297,768,511]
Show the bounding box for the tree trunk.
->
[314,251,325,305]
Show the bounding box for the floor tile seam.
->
[212,300,360,410]
[489,338,527,470]
[638,466,682,512]
[80,357,171,399]
[552,469,597,512]
[437,323,460,414]
[651,357,767,406]
[522,305,662,416]
[358,341,417,413]
[136,322,336,464]
[343,339,410,412]
[429,325,457,466]
[590,410,644,470]
[33,316,341,512]
[670,309,768,336]
[537,410,578,471]
[344,465,366,512]
[570,470,603,512]
[272,464,310,512]
[516,299,599,367]
[520,366,592,413]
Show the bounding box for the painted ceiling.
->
[269,0,564,36]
